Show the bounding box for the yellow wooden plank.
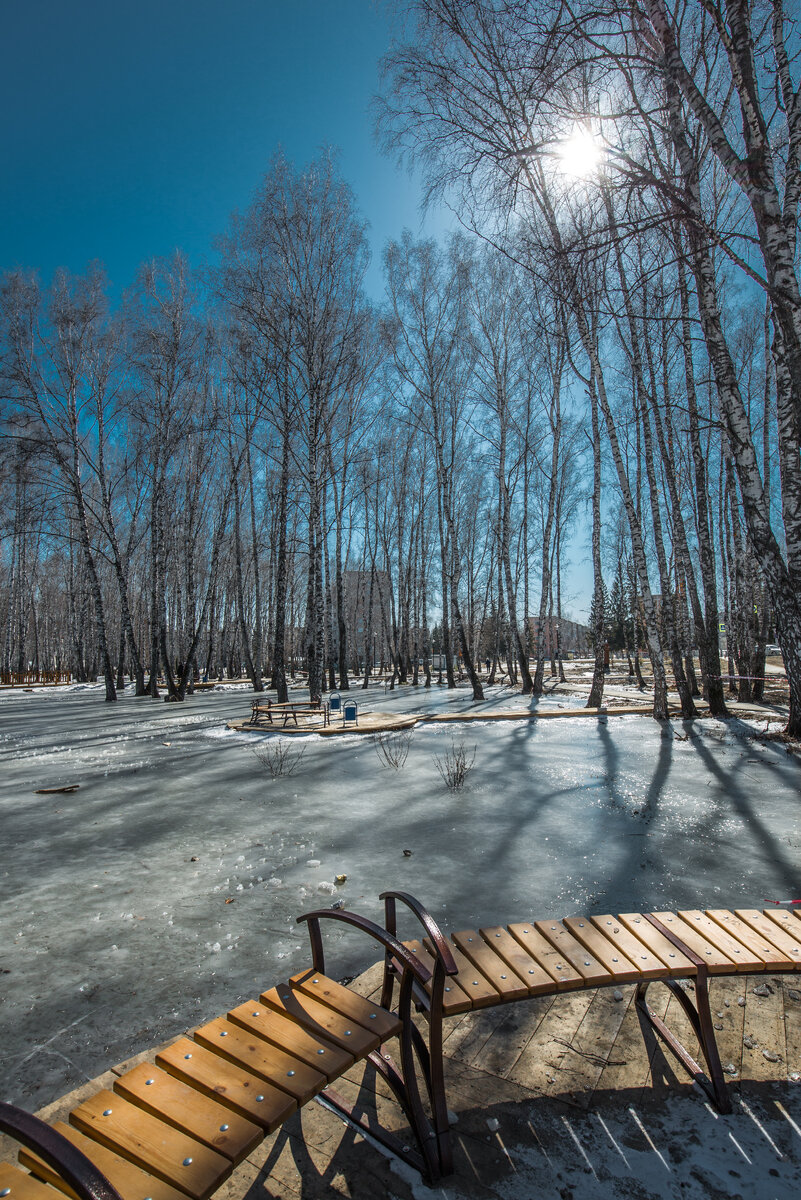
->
[288,970,402,1042]
[533,920,612,986]
[562,917,641,981]
[192,1018,326,1105]
[588,915,669,979]
[451,931,530,1001]
[69,1090,231,1200]
[477,927,558,995]
[677,910,767,971]
[155,1038,296,1133]
[762,908,801,953]
[649,912,737,973]
[18,1121,189,1200]
[507,922,585,989]
[404,938,474,1014]
[733,910,801,964]
[0,1162,75,1200]
[259,986,378,1056]
[112,1064,262,1165]
[422,939,502,1009]
[705,910,796,969]
[617,914,696,974]
[227,1001,352,1080]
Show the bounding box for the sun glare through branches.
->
[557,128,604,179]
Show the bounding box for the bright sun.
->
[557,129,604,178]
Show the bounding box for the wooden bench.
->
[0,908,443,1200]
[249,700,329,729]
[7,896,801,1191]
[376,892,801,1180]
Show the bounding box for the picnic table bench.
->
[0,907,443,1199]
[249,700,329,729]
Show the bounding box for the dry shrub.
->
[434,738,476,790]
[373,728,414,770]
[249,737,306,778]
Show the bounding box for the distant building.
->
[527,616,590,656]
[342,569,392,663]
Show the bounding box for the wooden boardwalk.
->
[230,705,679,739]
[7,958,801,1198]
[228,712,418,736]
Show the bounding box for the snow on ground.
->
[2,682,800,1127]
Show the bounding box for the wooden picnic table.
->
[249,699,329,728]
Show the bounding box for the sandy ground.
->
[2,678,799,1129]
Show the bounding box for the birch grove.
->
[1,4,799,739]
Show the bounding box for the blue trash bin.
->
[343,700,358,725]
[329,691,342,713]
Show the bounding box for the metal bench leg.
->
[635,974,732,1113]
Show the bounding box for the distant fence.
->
[0,670,72,687]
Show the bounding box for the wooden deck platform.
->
[228,712,419,736]
[229,705,680,739]
[7,958,800,1198]
[426,704,652,722]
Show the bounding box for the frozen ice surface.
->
[1,683,800,1116]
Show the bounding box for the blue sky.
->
[1,0,593,618]
[1,0,452,297]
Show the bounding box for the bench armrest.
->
[296,907,432,988]
[379,890,458,976]
[0,1102,123,1200]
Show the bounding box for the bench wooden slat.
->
[0,1164,63,1200]
[404,938,473,1014]
[0,1163,65,1200]
[533,921,612,986]
[507,923,585,989]
[762,908,801,947]
[677,910,769,971]
[259,986,379,1056]
[617,914,697,973]
[227,1001,353,1080]
[193,1018,326,1105]
[288,970,402,1041]
[112,1065,261,1165]
[155,1038,296,1132]
[704,910,797,968]
[477,927,557,995]
[451,931,530,1001]
[562,918,642,981]
[588,916,669,979]
[732,910,801,962]
[69,1090,231,1200]
[18,1121,188,1200]
[649,913,737,973]
[422,938,500,1008]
